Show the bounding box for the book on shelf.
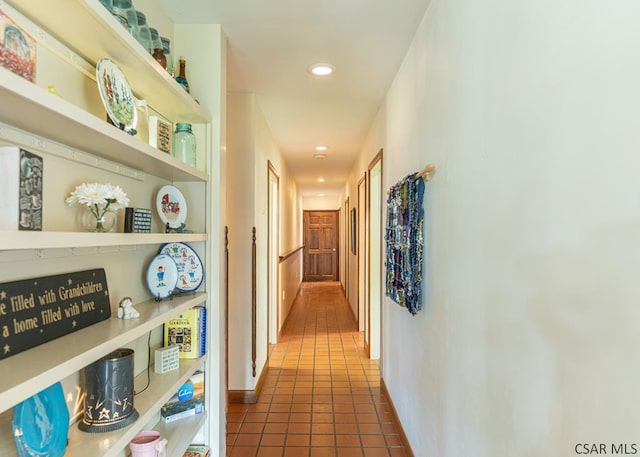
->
[183,445,211,457]
[163,305,206,359]
[161,370,205,423]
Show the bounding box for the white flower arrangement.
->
[66,183,130,231]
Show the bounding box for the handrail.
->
[279,245,304,263]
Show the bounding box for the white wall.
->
[351,0,640,454]
[226,93,302,391]
[226,93,256,390]
[302,195,342,210]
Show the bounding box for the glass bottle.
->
[134,11,153,54]
[161,36,174,76]
[172,123,196,167]
[135,98,149,143]
[175,57,190,93]
[112,0,137,37]
[149,28,166,69]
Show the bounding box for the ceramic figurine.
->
[117,297,139,319]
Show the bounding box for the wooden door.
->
[303,210,339,281]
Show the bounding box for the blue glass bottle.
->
[175,57,190,93]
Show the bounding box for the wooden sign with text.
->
[0,269,111,360]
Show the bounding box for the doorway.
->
[267,162,280,344]
[303,210,339,281]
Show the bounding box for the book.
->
[164,306,206,359]
[160,370,205,423]
[0,147,43,231]
[183,445,210,457]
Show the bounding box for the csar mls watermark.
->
[575,443,638,455]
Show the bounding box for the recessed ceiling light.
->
[317,177,326,183]
[315,145,328,151]
[309,63,334,76]
[314,153,326,159]
[318,193,325,197]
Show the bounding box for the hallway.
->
[226,282,408,457]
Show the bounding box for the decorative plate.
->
[12,382,69,457]
[159,242,204,292]
[146,253,179,299]
[96,57,137,134]
[156,185,187,229]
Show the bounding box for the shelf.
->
[0,292,207,413]
[156,411,208,457]
[65,357,207,457]
[0,68,207,182]
[5,0,209,124]
[0,231,207,251]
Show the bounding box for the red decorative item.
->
[0,9,36,82]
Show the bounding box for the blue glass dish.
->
[12,381,69,457]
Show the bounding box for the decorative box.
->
[0,146,43,231]
[154,345,179,374]
[123,207,152,233]
[161,370,205,423]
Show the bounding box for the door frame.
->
[267,161,280,345]
[344,197,350,299]
[366,149,383,360]
[357,174,367,334]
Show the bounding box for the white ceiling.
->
[159,0,430,197]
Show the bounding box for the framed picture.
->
[0,9,37,82]
[149,115,173,154]
[350,208,357,255]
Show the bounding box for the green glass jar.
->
[134,10,153,54]
[112,0,137,37]
[172,123,196,167]
[161,36,174,75]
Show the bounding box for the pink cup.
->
[129,431,161,457]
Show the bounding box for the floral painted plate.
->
[156,185,187,229]
[12,382,69,457]
[96,57,137,134]
[146,253,179,299]
[159,242,204,293]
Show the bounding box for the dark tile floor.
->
[226,282,408,457]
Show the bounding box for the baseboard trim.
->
[380,378,415,457]
[228,361,269,404]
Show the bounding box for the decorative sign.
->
[0,147,43,231]
[0,269,111,360]
[149,115,172,154]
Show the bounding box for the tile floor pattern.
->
[226,282,408,457]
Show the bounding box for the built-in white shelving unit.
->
[0,231,207,251]
[4,0,209,123]
[0,0,216,455]
[65,357,207,457]
[0,293,206,412]
[0,69,208,182]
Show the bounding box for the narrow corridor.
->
[226,282,408,457]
